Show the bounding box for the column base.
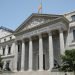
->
[20,70,24,72]
[28,69,33,71]
[47,69,52,72]
[13,70,17,72]
[39,69,43,71]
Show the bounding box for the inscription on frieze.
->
[22,22,61,38]
[23,26,49,38]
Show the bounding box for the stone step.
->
[0,71,74,75]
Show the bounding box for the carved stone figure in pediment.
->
[15,14,60,33]
[22,17,50,31]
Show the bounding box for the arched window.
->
[71,15,75,21]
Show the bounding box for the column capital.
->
[6,45,8,47]
[22,39,25,43]
[47,31,52,36]
[39,33,42,38]
[59,28,63,33]
[14,40,18,45]
[29,37,32,41]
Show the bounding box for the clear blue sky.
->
[0,0,75,30]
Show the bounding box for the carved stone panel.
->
[21,17,50,32]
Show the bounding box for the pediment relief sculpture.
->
[15,14,62,33]
[21,17,50,31]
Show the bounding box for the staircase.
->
[0,71,73,75]
[1,71,50,75]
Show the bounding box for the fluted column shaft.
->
[21,40,25,71]
[48,32,54,70]
[39,34,43,70]
[29,38,33,71]
[59,30,65,55]
[13,42,18,72]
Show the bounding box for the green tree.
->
[60,49,75,75]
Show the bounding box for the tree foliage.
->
[60,49,75,72]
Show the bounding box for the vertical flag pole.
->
[38,0,42,14]
[41,0,42,14]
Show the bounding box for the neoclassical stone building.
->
[0,11,75,73]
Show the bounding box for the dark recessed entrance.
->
[43,54,45,70]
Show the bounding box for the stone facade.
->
[0,11,75,73]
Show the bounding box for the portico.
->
[13,30,66,72]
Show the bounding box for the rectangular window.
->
[8,46,11,55]
[73,30,75,40]
[3,48,5,55]
[71,15,75,21]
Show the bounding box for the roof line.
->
[0,26,14,33]
[64,10,75,16]
[15,13,63,32]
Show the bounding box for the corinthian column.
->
[48,31,54,71]
[39,34,43,71]
[29,38,33,71]
[59,30,65,55]
[21,40,25,71]
[13,42,18,72]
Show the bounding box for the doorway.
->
[43,54,45,70]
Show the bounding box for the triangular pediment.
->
[15,13,62,33]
